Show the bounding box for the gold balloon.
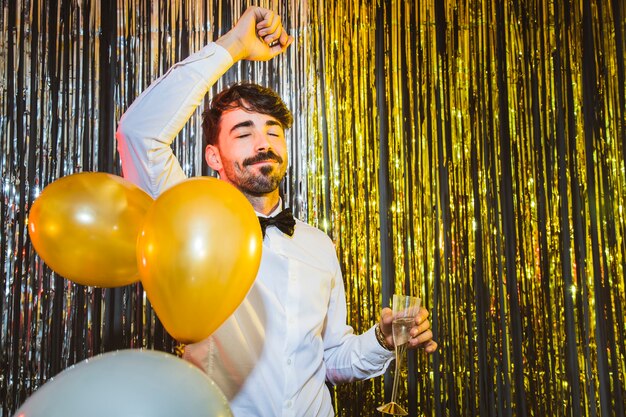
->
[137,177,263,344]
[28,172,153,287]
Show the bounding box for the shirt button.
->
[286,400,292,408]
[287,358,292,365]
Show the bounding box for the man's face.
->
[206,108,288,196]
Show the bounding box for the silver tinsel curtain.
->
[1,0,625,416]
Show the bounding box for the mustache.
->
[243,151,283,166]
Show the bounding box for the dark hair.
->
[202,82,293,147]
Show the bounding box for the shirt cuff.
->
[364,326,396,360]
[181,42,234,75]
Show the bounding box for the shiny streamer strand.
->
[1,0,625,416]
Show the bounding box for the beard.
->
[223,150,287,196]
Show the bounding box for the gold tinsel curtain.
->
[1,0,624,416]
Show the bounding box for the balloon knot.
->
[174,343,186,358]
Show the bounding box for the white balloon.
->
[14,349,233,417]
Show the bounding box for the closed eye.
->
[267,128,282,137]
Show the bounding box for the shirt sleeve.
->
[115,43,233,198]
[322,259,395,385]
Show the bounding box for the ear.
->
[205,145,223,171]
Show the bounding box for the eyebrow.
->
[229,120,282,134]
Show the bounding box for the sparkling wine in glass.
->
[377,294,421,416]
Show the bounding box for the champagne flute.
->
[377,294,421,416]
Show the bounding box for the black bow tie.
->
[258,208,296,237]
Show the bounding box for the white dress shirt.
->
[116,43,394,417]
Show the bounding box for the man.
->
[116,6,437,417]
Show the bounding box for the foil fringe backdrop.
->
[1,0,625,416]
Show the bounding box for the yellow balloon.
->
[28,172,153,287]
[137,177,263,344]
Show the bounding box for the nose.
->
[253,131,272,152]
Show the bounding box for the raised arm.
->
[115,6,293,198]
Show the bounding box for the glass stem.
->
[390,343,407,402]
